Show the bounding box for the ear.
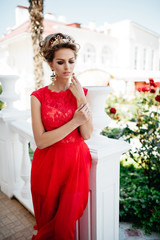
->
[48,62,54,70]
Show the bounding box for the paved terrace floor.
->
[0,189,160,240]
[0,190,36,240]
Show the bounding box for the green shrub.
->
[120,162,160,234]
[101,127,124,139]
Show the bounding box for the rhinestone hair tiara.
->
[48,35,80,52]
[49,34,76,47]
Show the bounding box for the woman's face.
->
[50,48,76,79]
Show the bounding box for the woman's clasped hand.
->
[73,103,91,126]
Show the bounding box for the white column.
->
[75,87,130,240]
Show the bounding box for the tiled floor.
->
[0,190,36,240]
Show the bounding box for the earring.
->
[50,69,56,85]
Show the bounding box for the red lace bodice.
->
[31,86,88,144]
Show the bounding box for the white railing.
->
[9,119,35,213]
[0,75,130,240]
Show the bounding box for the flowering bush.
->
[124,111,160,187]
[102,78,160,233]
[105,94,131,121]
[136,78,160,96]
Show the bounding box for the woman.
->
[30,32,93,240]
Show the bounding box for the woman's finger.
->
[71,79,76,85]
[70,82,73,88]
[71,78,77,86]
[72,75,79,83]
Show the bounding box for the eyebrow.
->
[56,57,75,60]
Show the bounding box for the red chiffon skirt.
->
[31,140,91,240]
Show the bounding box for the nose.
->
[64,62,69,70]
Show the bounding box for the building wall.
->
[130,23,159,71]
[0,11,160,109]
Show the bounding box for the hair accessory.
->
[50,69,56,85]
[49,35,75,47]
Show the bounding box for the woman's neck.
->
[49,78,70,92]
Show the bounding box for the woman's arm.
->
[31,95,89,149]
[69,76,93,140]
[77,93,93,140]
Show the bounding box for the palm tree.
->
[28,0,44,90]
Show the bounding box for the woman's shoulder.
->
[30,86,47,103]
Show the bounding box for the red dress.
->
[30,86,92,240]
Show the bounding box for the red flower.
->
[137,87,142,92]
[149,78,158,87]
[149,78,154,83]
[153,82,158,87]
[137,83,151,92]
[155,95,160,102]
[142,86,150,92]
[150,88,156,93]
[110,108,116,114]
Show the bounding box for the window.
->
[101,46,112,66]
[143,48,146,70]
[134,47,138,70]
[83,44,96,64]
[151,50,154,70]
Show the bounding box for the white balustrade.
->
[0,75,130,240]
[0,74,32,210]
[9,120,35,213]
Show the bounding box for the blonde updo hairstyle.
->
[39,33,79,63]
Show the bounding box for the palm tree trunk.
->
[28,0,44,90]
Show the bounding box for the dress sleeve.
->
[83,87,88,96]
[30,89,42,103]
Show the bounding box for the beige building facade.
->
[0,5,159,109]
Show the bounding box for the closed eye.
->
[57,61,75,65]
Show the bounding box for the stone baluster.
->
[19,136,31,199]
[0,75,19,111]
